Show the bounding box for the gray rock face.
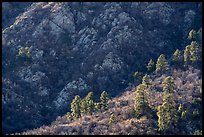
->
[54,78,90,109]
[2,2,202,134]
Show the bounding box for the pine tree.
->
[184,45,191,66]
[142,74,151,88]
[71,95,81,120]
[157,93,178,133]
[94,102,101,111]
[85,92,95,115]
[147,59,154,73]
[162,76,175,93]
[188,29,197,40]
[66,112,73,121]
[156,54,169,73]
[189,41,199,64]
[133,71,143,84]
[80,98,88,116]
[134,84,150,118]
[184,41,199,67]
[172,49,182,66]
[18,47,30,58]
[100,91,110,110]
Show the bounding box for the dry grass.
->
[16,67,202,135]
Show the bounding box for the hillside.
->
[14,66,202,135]
[2,2,202,134]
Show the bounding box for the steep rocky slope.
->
[2,2,202,134]
[2,2,32,29]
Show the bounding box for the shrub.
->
[108,114,115,125]
[18,47,30,58]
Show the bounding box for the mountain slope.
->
[14,66,202,135]
[2,2,202,134]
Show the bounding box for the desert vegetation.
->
[12,29,202,135]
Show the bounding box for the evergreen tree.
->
[162,76,176,93]
[100,91,110,110]
[172,49,182,66]
[80,98,88,116]
[94,102,101,111]
[133,71,143,84]
[18,47,30,58]
[156,54,169,73]
[85,92,95,115]
[189,41,199,64]
[184,41,199,67]
[66,112,73,121]
[71,95,81,120]
[134,84,150,118]
[188,29,197,40]
[157,93,178,133]
[147,59,154,73]
[17,47,32,63]
[184,45,191,66]
[142,74,151,88]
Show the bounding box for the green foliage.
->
[108,113,115,125]
[156,54,169,73]
[157,93,178,133]
[142,74,151,88]
[18,47,30,58]
[172,49,182,66]
[85,92,95,115]
[184,45,191,66]
[134,84,150,118]
[80,98,88,116]
[178,104,187,121]
[181,111,187,120]
[162,76,175,93]
[132,71,143,84]
[147,59,154,73]
[71,95,81,120]
[66,112,73,121]
[94,102,101,111]
[189,41,199,64]
[17,47,32,63]
[100,91,110,110]
[178,104,183,113]
[184,41,199,66]
[188,29,197,40]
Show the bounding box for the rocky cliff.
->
[2,2,202,134]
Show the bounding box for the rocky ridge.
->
[2,2,202,134]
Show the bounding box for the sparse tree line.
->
[133,29,201,134]
[67,91,110,120]
[148,29,199,74]
[64,29,200,134]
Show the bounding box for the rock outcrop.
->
[2,2,202,134]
